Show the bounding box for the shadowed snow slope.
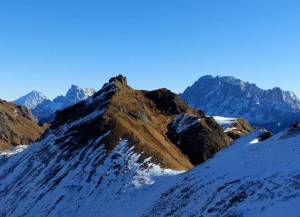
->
[144,128,300,216]
[0,75,230,217]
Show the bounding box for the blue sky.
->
[1,0,300,100]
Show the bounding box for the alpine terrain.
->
[15,85,95,123]
[0,75,299,216]
[0,99,47,152]
[180,75,300,132]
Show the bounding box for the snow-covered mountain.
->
[53,85,96,109]
[15,85,96,123]
[14,90,48,109]
[180,75,300,132]
[0,75,299,216]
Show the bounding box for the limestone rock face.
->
[180,75,300,133]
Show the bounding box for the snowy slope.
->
[14,90,48,109]
[180,75,300,132]
[144,128,300,216]
[1,120,299,215]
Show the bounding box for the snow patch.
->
[172,114,199,133]
[0,145,29,158]
[213,116,238,129]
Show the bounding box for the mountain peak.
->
[109,74,128,86]
[14,90,48,109]
[64,85,96,103]
[69,84,79,90]
[181,75,300,132]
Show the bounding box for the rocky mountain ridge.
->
[180,75,300,132]
[15,85,96,123]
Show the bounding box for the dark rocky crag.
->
[167,114,228,165]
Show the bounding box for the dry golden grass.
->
[0,100,47,150]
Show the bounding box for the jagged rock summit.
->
[180,75,300,132]
[109,74,128,86]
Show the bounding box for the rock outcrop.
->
[167,114,228,165]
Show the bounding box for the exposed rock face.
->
[258,131,273,141]
[109,74,128,86]
[290,122,300,129]
[167,114,228,165]
[145,88,194,115]
[0,100,47,151]
[180,75,300,133]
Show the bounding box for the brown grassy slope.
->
[103,81,195,170]
[0,100,47,150]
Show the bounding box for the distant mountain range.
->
[180,75,300,132]
[14,85,95,123]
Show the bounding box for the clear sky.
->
[1,0,300,100]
